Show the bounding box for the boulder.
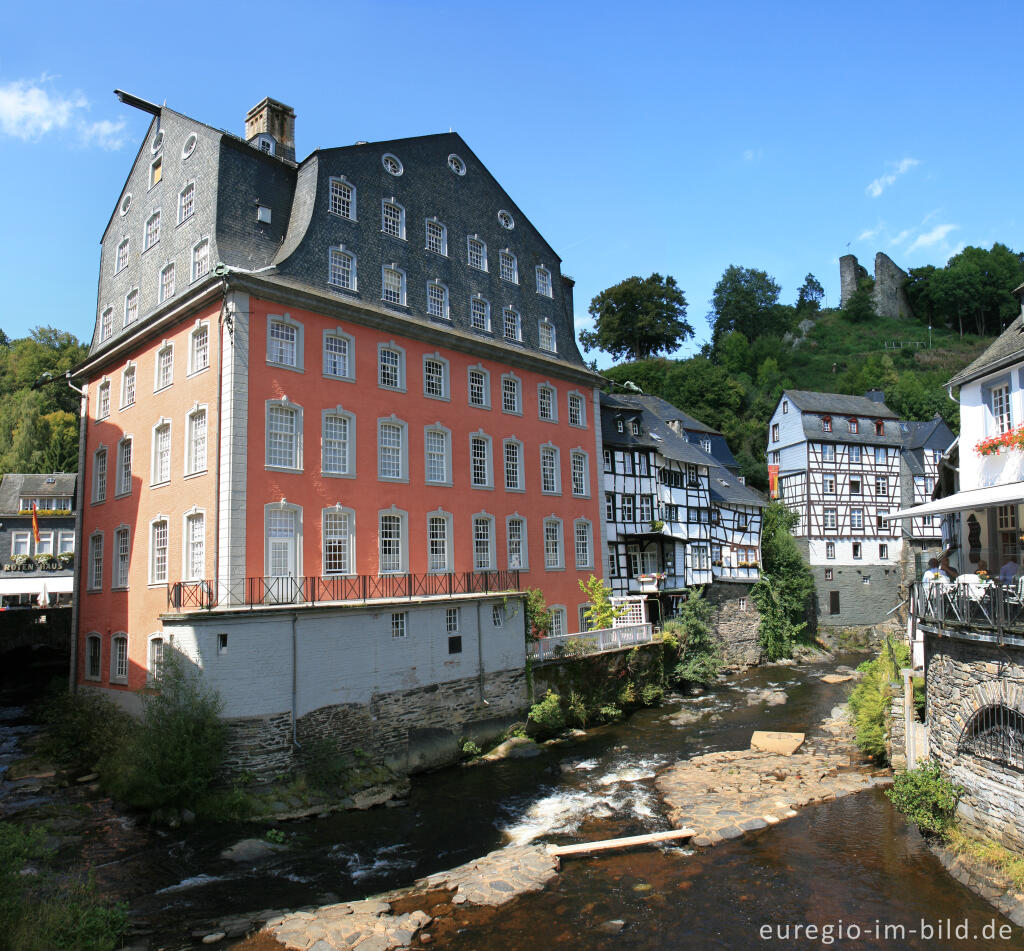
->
[750,732,805,755]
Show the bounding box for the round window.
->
[382,153,404,176]
[447,153,466,176]
[497,210,515,230]
[152,130,164,152]
[120,193,132,216]
[182,133,198,160]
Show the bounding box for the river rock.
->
[480,736,541,761]
[597,919,625,934]
[751,732,804,755]
[201,933,225,945]
[220,838,287,862]
[821,674,853,684]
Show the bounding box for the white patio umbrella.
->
[37,582,49,607]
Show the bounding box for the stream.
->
[3,652,1020,950]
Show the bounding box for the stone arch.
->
[952,680,1024,749]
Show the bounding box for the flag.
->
[32,502,40,543]
[768,464,780,500]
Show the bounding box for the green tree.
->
[524,589,551,642]
[579,273,692,361]
[751,502,815,660]
[708,265,783,352]
[579,575,625,630]
[664,588,719,685]
[796,273,824,315]
[843,277,876,323]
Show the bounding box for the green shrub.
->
[578,576,625,630]
[641,683,664,706]
[566,690,588,728]
[664,588,720,686]
[103,651,226,813]
[616,680,637,706]
[40,684,131,769]
[912,676,926,722]
[528,690,565,734]
[599,704,623,722]
[848,637,910,761]
[886,760,962,836]
[461,739,482,757]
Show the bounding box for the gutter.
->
[67,374,88,692]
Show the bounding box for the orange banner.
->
[768,464,779,500]
[31,502,40,543]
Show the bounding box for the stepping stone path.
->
[656,708,888,847]
[266,845,557,950]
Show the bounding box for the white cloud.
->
[858,223,884,241]
[742,148,763,163]
[907,223,958,254]
[890,227,914,246]
[0,76,125,149]
[865,157,920,198]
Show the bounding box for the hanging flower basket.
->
[975,425,1024,456]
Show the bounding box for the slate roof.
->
[947,313,1024,387]
[784,389,899,419]
[709,469,767,508]
[0,473,77,515]
[600,394,722,468]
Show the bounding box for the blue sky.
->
[2,0,1021,366]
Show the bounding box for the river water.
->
[4,653,1020,950]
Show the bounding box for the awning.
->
[887,481,1024,520]
[0,576,74,596]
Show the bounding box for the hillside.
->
[602,310,995,491]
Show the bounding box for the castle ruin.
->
[839,252,915,320]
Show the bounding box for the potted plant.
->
[651,519,665,532]
[12,553,32,570]
[56,551,74,569]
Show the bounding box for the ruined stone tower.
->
[838,252,915,320]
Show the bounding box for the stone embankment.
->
[265,845,558,950]
[656,704,888,847]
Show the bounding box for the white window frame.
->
[499,250,518,284]
[186,405,208,476]
[100,306,113,342]
[144,209,161,251]
[469,296,491,333]
[124,287,139,327]
[147,634,166,679]
[378,341,407,391]
[267,314,304,370]
[154,341,174,391]
[328,176,356,220]
[426,510,453,573]
[538,319,556,353]
[469,431,494,489]
[151,418,172,486]
[88,532,103,590]
[538,383,558,422]
[501,373,522,415]
[377,416,408,482]
[467,235,487,271]
[85,633,102,681]
[10,531,30,557]
[323,506,356,575]
[191,238,210,282]
[322,406,356,478]
[536,265,553,297]
[503,308,522,342]
[97,380,111,420]
[265,399,303,471]
[381,198,406,239]
[178,182,195,224]
[182,508,206,581]
[159,262,176,302]
[328,246,357,291]
[468,365,491,409]
[503,438,524,492]
[188,321,210,376]
[92,446,107,503]
[568,391,586,429]
[472,512,496,571]
[149,516,169,585]
[426,280,450,320]
[425,218,447,256]
[381,264,407,306]
[121,362,136,408]
[540,444,561,495]
[378,507,409,575]
[264,502,303,582]
[423,425,452,486]
[114,238,129,274]
[422,353,450,400]
[58,530,74,555]
[116,435,133,496]
[323,327,355,381]
[574,519,593,569]
[506,515,528,570]
[550,606,566,638]
[107,632,128,683]
[544,517,564,570]
[571,450,590,497]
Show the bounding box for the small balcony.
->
[167,570,522,613]
[528,622,656,661]
[911,579,1024,647]
[713,563,760,582]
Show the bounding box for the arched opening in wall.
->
[958,704,1024,772]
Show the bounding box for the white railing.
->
[527,622,655,660]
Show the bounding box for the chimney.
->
[864,389,886,403]
[245,97,296,162]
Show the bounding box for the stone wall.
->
[531,642,663,705]
[705,581,761,666]
[873,252,915,321]
[839,254,871,308]
[924,633,1024,850]
[223,712,293,778]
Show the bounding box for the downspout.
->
[476,600,488,705]
[291,612,301,748]
[212,281,228,604]
[67,373,88,692]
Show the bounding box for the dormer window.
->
[631,420,640,436]
[254,134,275,155]
[874,420,884,436]
[848,418,858,434]
[616,419,624,433]
[821,416,832,433]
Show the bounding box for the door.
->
[267,509,297,603]
[829,590,840,616]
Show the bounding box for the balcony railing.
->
[912,579,1024,644]
[167,570,521,612]
[527,622,655,661]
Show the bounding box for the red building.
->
[73,94,604,774]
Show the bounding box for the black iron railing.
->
[167,570,521,612]
[912,579,1024,643]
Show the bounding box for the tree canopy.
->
[708,265,783,352]
[796,273,824,315]
[579,273,692,361]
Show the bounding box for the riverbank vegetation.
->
[945,828,1024,891]
[886,760,962,836]
[848,636,909,761]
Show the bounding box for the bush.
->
[886,760,962,836]
[848,637,910,761]
[599,704,623,722]
[461,739,481,757]
[528,690,565,734]
[566,690,588,728]
[641,683,664,706]
[40,685,131,769]
[103,651,226,813]
[912,676,926,722]
[664,588,720,686]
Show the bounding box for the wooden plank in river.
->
[549,828,696,857]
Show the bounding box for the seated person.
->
[1000,559,1020,585]
[977,560,990,579]
[921,558,945,585]
[939,557,958,581]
